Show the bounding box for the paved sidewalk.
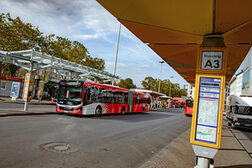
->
[0,96,52,105]
[139,119,252,168]
[0,97,56,117]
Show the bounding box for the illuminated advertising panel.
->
[195,77,221,144]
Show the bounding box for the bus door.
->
[127,90,134,113]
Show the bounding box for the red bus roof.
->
[172,97,186,103]
[84,81,129,93]
[133,91,145,96]
[84,81,147,96]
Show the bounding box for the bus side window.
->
[84,87,90,105]
[124,93,128,103]
[91,87,98,102]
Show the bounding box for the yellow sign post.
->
[22,73,31,100]
[22,73,35,111]
[190,37,227,167]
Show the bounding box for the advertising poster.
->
[22,73,31,99]
[195,77,221,144]
[10,82,20,98]
[37,80,44,97]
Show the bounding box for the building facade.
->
[229,48,252,97]
[183,83,195,98]
[230,71,243,96]
[242,48,252,95]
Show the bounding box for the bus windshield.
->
[58,81,83,105]
[235,106,252,115]
[186,100,193,107]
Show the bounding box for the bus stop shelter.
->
[96,0,252,84]
[96,0,252,167]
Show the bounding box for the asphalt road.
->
[0,108,191,168]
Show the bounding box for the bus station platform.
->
[0,97,56,117]
[139,119,252,168]
[0,96,52,105]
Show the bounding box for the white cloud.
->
[75,33,100,41]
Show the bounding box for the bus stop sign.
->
[201,51,223,70]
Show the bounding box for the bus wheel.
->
[95,106,102,117]
[121,106,125,115]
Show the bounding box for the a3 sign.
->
[201,51,223,70]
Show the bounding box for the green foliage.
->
[0,13,44,76]
[0,13,43,51]
[141,76,187,97]
[0,12,105,78]
[117,78,136,89]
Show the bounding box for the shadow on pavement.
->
[89,112,176,123]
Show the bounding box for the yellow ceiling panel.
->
[224,20,252,45]
[150,45,199,83]
[97,0,213,35]
[150,45,199,68]
[226,45,251,80]
[97,0,252,84]
[119,19,203,44]
[215,0,252,33]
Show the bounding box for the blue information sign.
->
[195,77,221,144]
[10,82,20,98]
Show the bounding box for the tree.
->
[141,76,158,91]
[141,76,187,97]
[117,78,136,89]
[0,12,106,78]
[0,13,44,77]
[41,34,105,71]
[0,13,43,51]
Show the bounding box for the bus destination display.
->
[195,77,221,144]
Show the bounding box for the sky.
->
[1,0,193,88]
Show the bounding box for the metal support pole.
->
[158,61,164,93]
[69,71,72,80]
[24,50,34,111]
[196,157,210,168]
[112,23,121,86]
[169,76,173,97]
[24,99,28,111]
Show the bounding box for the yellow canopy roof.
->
[97,0,252,83]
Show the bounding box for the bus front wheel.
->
[95,106,102,117]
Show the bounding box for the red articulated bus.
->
[171,97,186,108]
[56,80,151,116]
[184,98,194,116]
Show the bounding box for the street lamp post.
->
[169,76,174,97]
[112,23,121,86]
[158,60,164,93]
